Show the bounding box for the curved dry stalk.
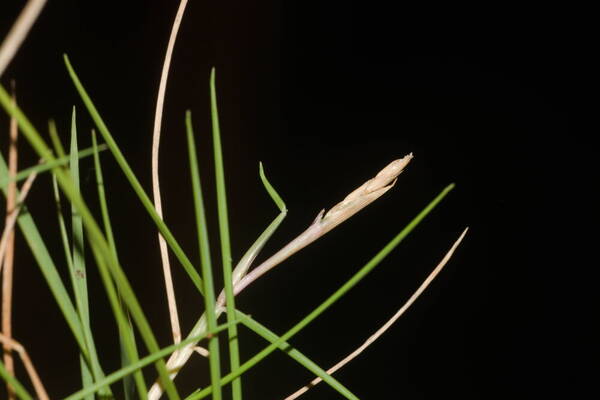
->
[0,166,38,269]
[1,86,18,400]
[284,227,469,400]
[0,0,47,78]
[0,334,49,400]
[148,156,411,399]
[151,0,189,346]
[225,154,413,302]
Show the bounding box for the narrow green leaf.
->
[92,130,142,400]
[186,110,222,400]
[259,162,286,213]
[186,184,455,399]
[0,359,33,400]
[64,319,241,400]
[69,108,110,398]
[237,311,359,400]
[0,143,108,189]
[63,54,203,295]
[48,119,67,157]
[0,153,89,362]
[209,69,241,399]
[0,81,179,400]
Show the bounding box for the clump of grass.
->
[0,2,467,399]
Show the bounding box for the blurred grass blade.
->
[186,184,455,399]
[186,110,223,400]
[65,319,241,400]
[68,108,110,398]
[0,153,89,361]
[209,69,241,399]
[0,82,179,400]
[48,119,67,157]
[0,359,32,400]
[237,311,358,400]
[63,54,203,295]
[92,130,141,400]
[0,144,108,190]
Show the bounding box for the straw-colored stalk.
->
[284,227,469,399]
[149,154,413,399]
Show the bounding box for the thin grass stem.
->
[151,0,189,349]
[209,69,242,399]
[285,227,469,399]
[186,184,455,399]
[0,334,49,400]
[186,111,223,400]
[92,130,143,399]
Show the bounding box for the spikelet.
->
[230,153,414,298]
[320,153,413,232]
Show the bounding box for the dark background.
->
[0,1,595,399]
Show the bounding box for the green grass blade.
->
[159,161,288,393]
[52,174,75,279]
[186,184,455,399]
[236,311,359,400]
[92,130,142,400]
[48,119,67,157]
[0,360,33,400]
[65,319,241,400]
[209,69,241,399]
[62,54,203,295]
[0,153,88,360]
[69,108,110,398]
[259,162,286,213]
[0,82,178,400]
[186,110,222,400]
[0,144,108,189]
[70,107,94,400]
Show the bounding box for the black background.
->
[0,1,595,399]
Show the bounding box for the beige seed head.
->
[322,153,413,227]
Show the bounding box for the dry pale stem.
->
[0,0,47,78]
[2,87,18,400]
[227,154,414,300]
[0,167,38,268]
[0,334,49,400]
[149,156,413,399]
[151,0,189,347]
[284,227,469,400]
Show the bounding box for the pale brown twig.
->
[0,168,39,268]
[151,0,190,347]
[149,155,413,399]
[284,227,469,400]
[2,85,18,400]
[0,0,48,78]
[224,153,414,302]
[0,334,50,400]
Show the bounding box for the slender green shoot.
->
[62,54,203,295]
[237,311,358,400]
[186,110,222,400]
[186,183,455,399]
[92,130,142,400]
[259,162,286,212]
[0,152,89,363]
[65,318,241,400]
[69,106,107,399]
[0,144,108,189]
[48,119,66,157]
[209,69,242,399]
[0,82,179,400]
[0,359,32,400]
